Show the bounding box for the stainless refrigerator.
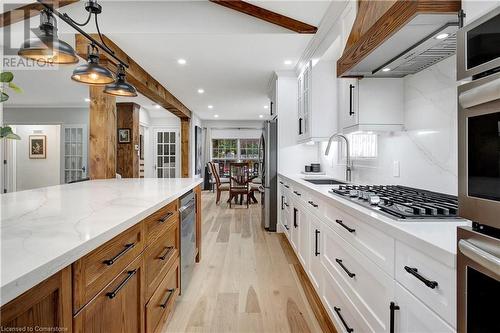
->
[261,119,278,231]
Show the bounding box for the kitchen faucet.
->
[325,133,352,182]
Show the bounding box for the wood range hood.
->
[337,1,462,78]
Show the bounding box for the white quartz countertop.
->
[0,178,203,306]
[279,173,470,267]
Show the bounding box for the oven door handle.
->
[459,77,500,108]
[459,239,500,276]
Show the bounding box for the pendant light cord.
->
[63,11,92,27]
[94,13,113,54]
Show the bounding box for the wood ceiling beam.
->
[209,0,317,34]
[0,1,78,28]
[75,34,192,119]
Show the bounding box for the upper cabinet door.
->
[339,78,359,130]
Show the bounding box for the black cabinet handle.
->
[336,259,355,278]
[158,211,174,223]
[284,203,289,207]
[160,288,176,308]
[103,243,135,266]
[299,117,303,135]
[279,181,284,184]
[390,302,400,333]
[404,266,438,289]
[281,196,285,210]
[349,84,355,116]
[106,269,137,299]
[315,229,320,256]
[159,246,174,261]
[293,191,301,196]
[334,307,354,333]
[284,185,290,189]
[308,200,318,208]
[336,219,355,233]
[284,225,290,230]
[293,208,298,228]
[270,101,274,116]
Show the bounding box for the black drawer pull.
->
[390,302,400,333]
[336,259,355,278]
[315,229,320,256]
[106,269,137,299]
[293,191,301,196]
[160,288,176,308]
[334,306,354,333]
[404,266,438,289]
[284,185,290,188]
[279,181,284,184]
[158,211,174,223]
[336,219,355,233]
[284,203,289,207]
[159,246,175,261]
[284,225,290,230]
[293,208,298,228]
[103,243,135,266]
[308,200,318,208]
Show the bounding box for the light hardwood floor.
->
[164,191,324,333]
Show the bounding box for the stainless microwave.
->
[457,6,500,80]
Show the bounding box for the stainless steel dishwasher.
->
[179,190,196,294]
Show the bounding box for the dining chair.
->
[228,162,250,208]
[209,162,229,204]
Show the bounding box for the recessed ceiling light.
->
[214,114,219,118]
[84,98,90,102]
[284,60,293,65]
[259,114,264,118]
[197,88,204,94]
[155,104,161,109]
[208,105,214,109]
[177,58,187,65]
[435,33,449,40]
[263,105,269,109]
[382,67,391,72]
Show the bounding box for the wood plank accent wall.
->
[89,86,117,179]
[117,103,140,178]
[337,0,461,77]
[180,119,190,178]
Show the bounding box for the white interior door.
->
[63,125,88,183]
[154,128,179,178]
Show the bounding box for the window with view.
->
[239,139,260,159]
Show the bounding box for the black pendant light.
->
[104,65,137,97]
[18,10,79,64]
[71,44,115,85]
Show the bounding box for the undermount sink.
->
[304,179,346,185]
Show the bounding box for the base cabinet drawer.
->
[144,200,179,246]
[322,268,372,333]
[73,255,145,333]
[72,223,144,312]
[144,221,179,300]
[395,241,455,327]
[145,258,180,333]
[392,282,454,333]
[322,224,393,332]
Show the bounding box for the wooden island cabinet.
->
[0,184,201,333]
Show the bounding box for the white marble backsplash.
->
[321,56,458,195]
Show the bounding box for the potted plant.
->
[0,71,21,140]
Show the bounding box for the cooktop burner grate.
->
[329,185,459,220]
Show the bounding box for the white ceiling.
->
[2,0,333,120]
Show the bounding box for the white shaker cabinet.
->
[339,78,405,133]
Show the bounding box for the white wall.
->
[4,106,89,125]
[15,125,61,191]
[320,56,458,194]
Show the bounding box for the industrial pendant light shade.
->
[104,65,137,97]
[71,44,114,85]
[18,10,79,64]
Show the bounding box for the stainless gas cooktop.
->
[329,185,460,221]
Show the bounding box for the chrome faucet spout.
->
[324,133,352,182]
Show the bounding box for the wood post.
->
[116,103,140,178]
[89,86,117,179]
[180,119,190,178]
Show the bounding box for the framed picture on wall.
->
[29,135,46,159]
[118,128,131,143]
